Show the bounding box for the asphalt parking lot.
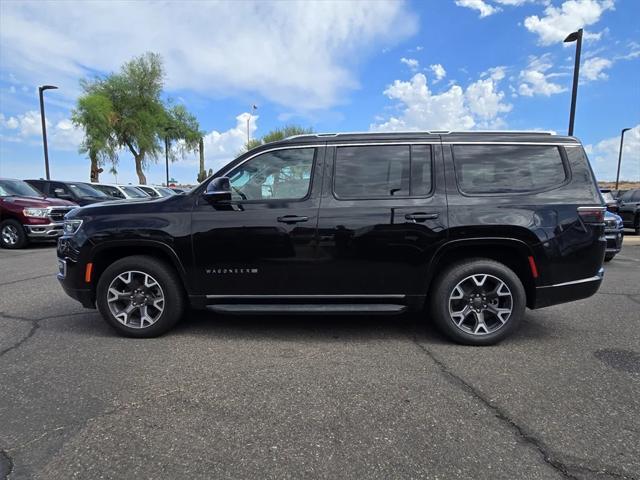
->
[1,237,639,480]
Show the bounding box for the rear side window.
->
[334,144,432,199]
[453,145,567,194]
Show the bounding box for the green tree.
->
[243,125,313,152]
[71,92,117,182]
[76,53,202,184]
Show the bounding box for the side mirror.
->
[203,177,232,202]
[54,188,72,200]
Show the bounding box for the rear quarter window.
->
[453,144,568,195]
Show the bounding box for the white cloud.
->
[585,125,640,181]
[199,113,258,172]
[370,69,511,132]
[0,1,417,111]
[0,110,42,137]
[401,57,420,71]
[493,0,536,5]
[518,55,567,96]
[429,64,447,82]
[455,0,501,17]
[524,0,614,46]
[0,110,85,151]
[582,56,613,81]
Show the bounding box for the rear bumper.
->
[533,268,604,309]
[25,222,64,239]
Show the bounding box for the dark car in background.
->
[604,211,624,261]
[617,188,640,234]
[26,179,110,206]
[57,131,606,345]
[0,178,76,249]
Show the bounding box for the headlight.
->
[23,208,49,218]
[63,219,83,235]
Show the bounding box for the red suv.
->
[0,178,77,249]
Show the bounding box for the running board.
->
[206,304,407,315]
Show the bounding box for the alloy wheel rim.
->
[107,270,165,329]
[448,273,513,336]
[1,225,19,246]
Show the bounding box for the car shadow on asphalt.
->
[167,309,555,346]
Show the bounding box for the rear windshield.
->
[453,145,567,194]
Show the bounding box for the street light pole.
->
[615,127,631,190]
[564,28,583,136]
[38,85,58,180]
[165,135,170,187]
[247,104,257,147]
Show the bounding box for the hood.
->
[1,195,76,208]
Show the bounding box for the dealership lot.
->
[1,239,639,480]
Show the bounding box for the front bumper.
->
[604,229,624,254]
[57,257,96,309]
[533,268,604,309]
[25,222,64,239]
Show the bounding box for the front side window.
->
[228,148,315,201]
[333,145,432,199]
[453,145,567,194]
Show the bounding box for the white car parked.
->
[91,183,150,200]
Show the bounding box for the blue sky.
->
[0,0,638,185]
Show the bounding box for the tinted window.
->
[228,148,315,201]
[27,180,46,194]
[334,145,432,199]
[139,186,158,197]
[453,145,566,194]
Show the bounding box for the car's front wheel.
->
[430,259,526,346]
[0,219,28,249]
[96,255,185,337]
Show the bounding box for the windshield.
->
[68,183,108,198]
[121,186,148,198]
[0,179,43,197]
[601,191,615,203]
[157,187,176,197]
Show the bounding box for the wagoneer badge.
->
[205,268,259,275]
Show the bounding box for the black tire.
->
[0,219,29,249]
[96,255,185,337]
[634,215,640,235]
[430,258,526,346]
[604,253,615,262]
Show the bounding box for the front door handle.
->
[405,212,439,222]
[277,215,309,224]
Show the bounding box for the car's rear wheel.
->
[96,255,185,337]
[430,259,526,346]
[0,219,28,249]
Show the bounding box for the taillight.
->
[577,206,605,224]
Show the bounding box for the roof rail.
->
[284,130,555,140]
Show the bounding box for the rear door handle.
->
[405,212,439,222]
[277,215,309,224]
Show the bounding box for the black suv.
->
[26,179,110,206]
[57,132,606,345]
[617,188,640,234]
